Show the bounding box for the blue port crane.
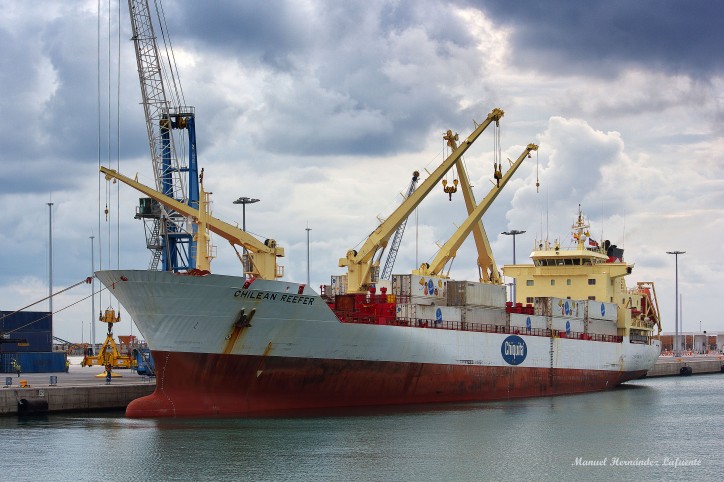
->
[379,171,419,280]
[127,0,199,272]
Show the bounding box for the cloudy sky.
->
[1,0,722,343]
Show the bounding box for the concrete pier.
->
[647,354,724,377]
[0,362,155,416]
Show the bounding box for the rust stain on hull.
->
[126,350,649,418]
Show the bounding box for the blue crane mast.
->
[128,0,199,272]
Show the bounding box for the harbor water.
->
[2,375,722,481]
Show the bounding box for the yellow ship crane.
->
[100,167,285,280]
[414,143,538,278]
[339,108,504,293]
[444,129,501,284]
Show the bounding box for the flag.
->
[589,239,599,247]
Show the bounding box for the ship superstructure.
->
[503,206,661,345]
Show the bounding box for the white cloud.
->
[1,0,723,341]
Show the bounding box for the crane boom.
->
[380,171,419,280]
[339,108,504,293]
[128,0,199,272]
[101,167,284,280]
[415,143,539,277]
[446,131,500,284]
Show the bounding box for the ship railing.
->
[336,313,377,325]
[380,318,623,343]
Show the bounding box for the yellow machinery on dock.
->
[81,307,136,373]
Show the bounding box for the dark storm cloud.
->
[0,5,150,195]
[162,0,486,158]
[169,0,308,70]
[475,0,724,78]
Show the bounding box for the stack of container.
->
[586,300,619,336]
[392,274,448,305]
[0,311,65,373]
[446,281,507,327]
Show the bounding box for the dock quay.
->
[647,354,724,377]
[0,362,154,416]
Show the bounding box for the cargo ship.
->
[96,111,661,418]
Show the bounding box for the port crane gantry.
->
[375,171,420,281]
[127,0,199,272]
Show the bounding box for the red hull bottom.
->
[127,351,647,418]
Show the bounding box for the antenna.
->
[546,189,549,241]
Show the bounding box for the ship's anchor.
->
[233,308,256,328]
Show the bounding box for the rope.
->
[0,278,102,333]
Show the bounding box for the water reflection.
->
[1,377,721,481]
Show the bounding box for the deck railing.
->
[335,312,624,343]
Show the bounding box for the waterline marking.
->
[572,457,702,468]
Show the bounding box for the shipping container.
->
[547,298,586,318]
[395,304,462,323]
[375,279,392,294]
[551,317,585,334]
[588,319,618,336]
[586,300,618,322]
[395,303,415,320]
[330,275,348,295]
[0,311,52,332]
[416,305,462,323]
[1,352,66,373]
[391,274,411,296]
[510,313,547,330]
[461,306,506,326]
[392,274,448,304]
[447,281,506,308]
[0,331,52,353]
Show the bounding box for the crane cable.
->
[154,0,186,106]
[0,277,95,326]
[493,120,502,186]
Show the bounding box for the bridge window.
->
[588,278,596,285]
[526,280,534,286]
[550,280,555,286]
[566,279,571,285]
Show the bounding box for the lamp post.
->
[48,202,53,314]
[233,197,260,275]
[667,250,685,356]
[305,224,311,287]
[233,196,260,231]
[502,230,526,303]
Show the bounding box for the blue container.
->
[0,331,52,353]
[0,311,52,332]
[1,352,66,373]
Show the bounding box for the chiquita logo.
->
[501,335,527,365]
